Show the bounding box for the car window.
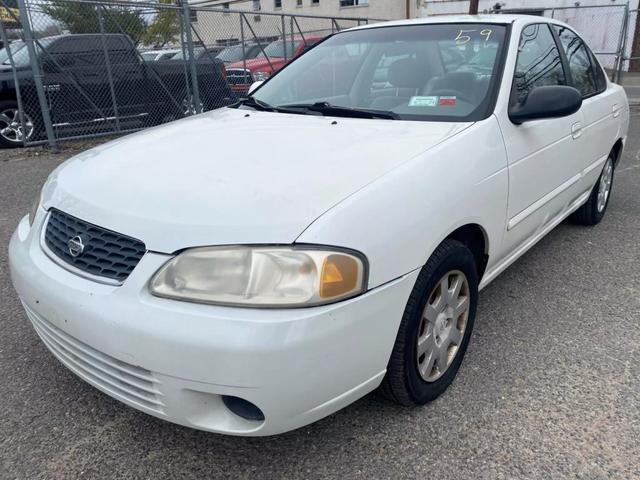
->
[587,48,607,92]
[257,40,301,59]
[512,24,566,105]
[553,25,599,97]
[253,23,507,122]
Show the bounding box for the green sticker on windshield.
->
[409,96,438,107]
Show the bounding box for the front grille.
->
[226,68,253,85]
[44,209,146,283]
[24,302,164,413]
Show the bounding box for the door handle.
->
[571,122,582,140]
[612,104,621,118]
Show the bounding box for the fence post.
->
[0,14,29,147]
[97,6,121,132]
[616,5,630,83]
[281,15,287,63]
[17,0,56,149]
[182,0,202,114]
[240,13,248,88]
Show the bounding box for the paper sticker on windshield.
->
[439,96,457,107]
[409,96,438,107]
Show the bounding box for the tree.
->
[141,0,180,48]
[42,1,147,44]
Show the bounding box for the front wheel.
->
[0,100,36,148]
[380,239,479,405]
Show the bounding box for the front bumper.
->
[9,211,418,436]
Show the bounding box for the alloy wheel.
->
[0,108,34,144]
[416,270,470,382]
[597,158,613,213]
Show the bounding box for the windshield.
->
[217,44,248,62]
[6,38,55,67]
[252,24,507,121]
[257,40,301,59]
[0,40,24,65]
[171,46,204,60]
[141,51,158,61]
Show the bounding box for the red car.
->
[226,36,324,94]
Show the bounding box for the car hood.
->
[43,108,470,253]
[226,57,282,71]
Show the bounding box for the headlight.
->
[253,71,270,82]
[149,245,367,308]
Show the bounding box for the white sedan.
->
[9,15,628,436]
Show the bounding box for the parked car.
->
[225,35,324,94]
[140,49,181,62]
[9,16,628,436]
[169,45,225,61]
[216,42,262,65]
[0,34,233,147]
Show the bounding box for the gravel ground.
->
[1,113,639,480]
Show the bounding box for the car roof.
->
[350,14,569,31]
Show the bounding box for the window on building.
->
[189,9,198,23]
[222,2,230,15]
[340,0,368,6]
[297,0,302,6]
[274,0,282,8]
[553,25,600,97]
[311,0,319,5]
[511,23,566,105]
[253,0,261,10]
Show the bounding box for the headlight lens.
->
[149,246,367,308]
[253,71,270,82]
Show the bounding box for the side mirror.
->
[248,80,264,94]
[509,85,582,124]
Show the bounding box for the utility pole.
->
[469,0,479,14]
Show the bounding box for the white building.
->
[192,0,422,21]
[190,0,423,48]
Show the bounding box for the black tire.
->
[0,99,39,148]
[570,153,615,226]
[380,239,479,405]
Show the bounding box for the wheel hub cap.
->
[596,158,613,213]
[0,108,34,143]
[416,270,470,382]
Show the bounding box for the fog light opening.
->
[222,395,265,422]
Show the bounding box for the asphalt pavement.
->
[1,113,639,479]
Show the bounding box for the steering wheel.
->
[428,89,474,105]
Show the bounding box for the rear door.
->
[499,23,587,255]
[552,25,619,192]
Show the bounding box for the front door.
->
[498,23,587,257]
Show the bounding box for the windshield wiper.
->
[231,96,278,112]
[280,102,399,120]
[231,96,310,115]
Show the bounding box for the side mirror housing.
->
[248,80,264,95]
[509,85,582,124]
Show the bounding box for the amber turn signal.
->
[320,254,359,299]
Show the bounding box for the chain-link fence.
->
[544,4,630,83]
[0,0,373,148]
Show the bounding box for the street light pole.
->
[469,0,479,14]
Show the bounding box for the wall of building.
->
[191,0,421,20]
[190,0,420,47]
